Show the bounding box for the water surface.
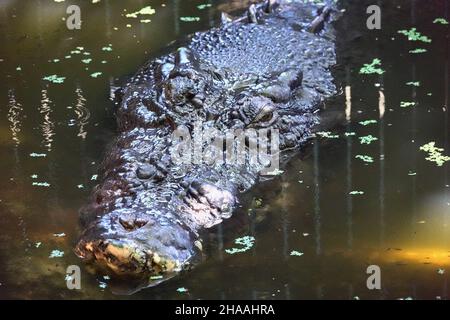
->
[0,0,449,299]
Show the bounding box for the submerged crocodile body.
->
[75,0,338,288]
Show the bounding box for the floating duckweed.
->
[265,168,284,176]
[16,66,22,71]
[408,171,417,176]
[53,233,66,238]
[409,48,427,54]
[31,174,38,179]
[433,18,449,25]
[359,58,385,75]
[82,58,92,64]
[359,135,378,145]
[90,72,102,78]
[32,182,50,187]
[355,155,374,163]
[349,191,365,195]
[125,6,155,18]
[316,131,339,139]
[49,250,64,258]
[43,75,66,84]
[437,269,445,275]
[359,119,377,126]
[398,28,432,43]
[406,81,420,87]
[344,132,356,137]
[98,282,107,289]
[150,275,163,280]
[290,250,304,257]
[420,142,450,166]
[180,16,201,22]
[197,4,212,10]
[35,242,42,248]
[225,236,255,254]
[102,45,113,52]
[254,198,263,208]
[400,101,415,108]
[91,174,98,180]
[177,287,188,293]
[30,153,46,157]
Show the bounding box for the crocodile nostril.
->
[119,218,148,231]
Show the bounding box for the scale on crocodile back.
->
[75,0,338,294]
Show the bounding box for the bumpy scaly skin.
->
[75,0,337,282]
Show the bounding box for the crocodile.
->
[75,0,338,288]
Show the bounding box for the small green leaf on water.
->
[433,18,449,25]
[197,4,212,10]
[91,174,98,180]
[180,16,201,22]
[316,131,339,139]
[349,191,365,195]
[177,287,188,293]
[427,92,433,96]
[53,233,66,238]
[438,268,445,275]
[35,242,42,248]
[359,135,378,145]
[125,6,156,18]
[49,250,64,258]
[409,48,427,54]
[90,72,102,78]
[406,81,420,87]
[408,171,417,176]
[355,155,374,163]
[290,250,304,257]
[265,168,284,176]
[344,132,356,137]
[16,66,22,71]
[102,45,113,52]
[359,58,385,75]
[420,142,450,166]
[359,119,377,126]
[82,58,92,64]
[398,28,432,43]
[400,101,415,108]
[30,153,46,157]
[43,75,66,84]
[32,182,50,187]
[225,236,255,254]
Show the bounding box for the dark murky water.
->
[0,0,449,299]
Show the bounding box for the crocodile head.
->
[76,0,337,287]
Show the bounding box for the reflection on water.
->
[0,0,449,299]
[7,90,23,147]
[39,89,54,152]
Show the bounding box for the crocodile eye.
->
[254,106,277,125]
[258,111,274,123]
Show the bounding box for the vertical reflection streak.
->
[173,0,180,36]
[345,70,353,249]
[7,90,23,146]
[39,88,55,152]
[314,139,321,256]
[75,86,89,140]
[379,88,385,246]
